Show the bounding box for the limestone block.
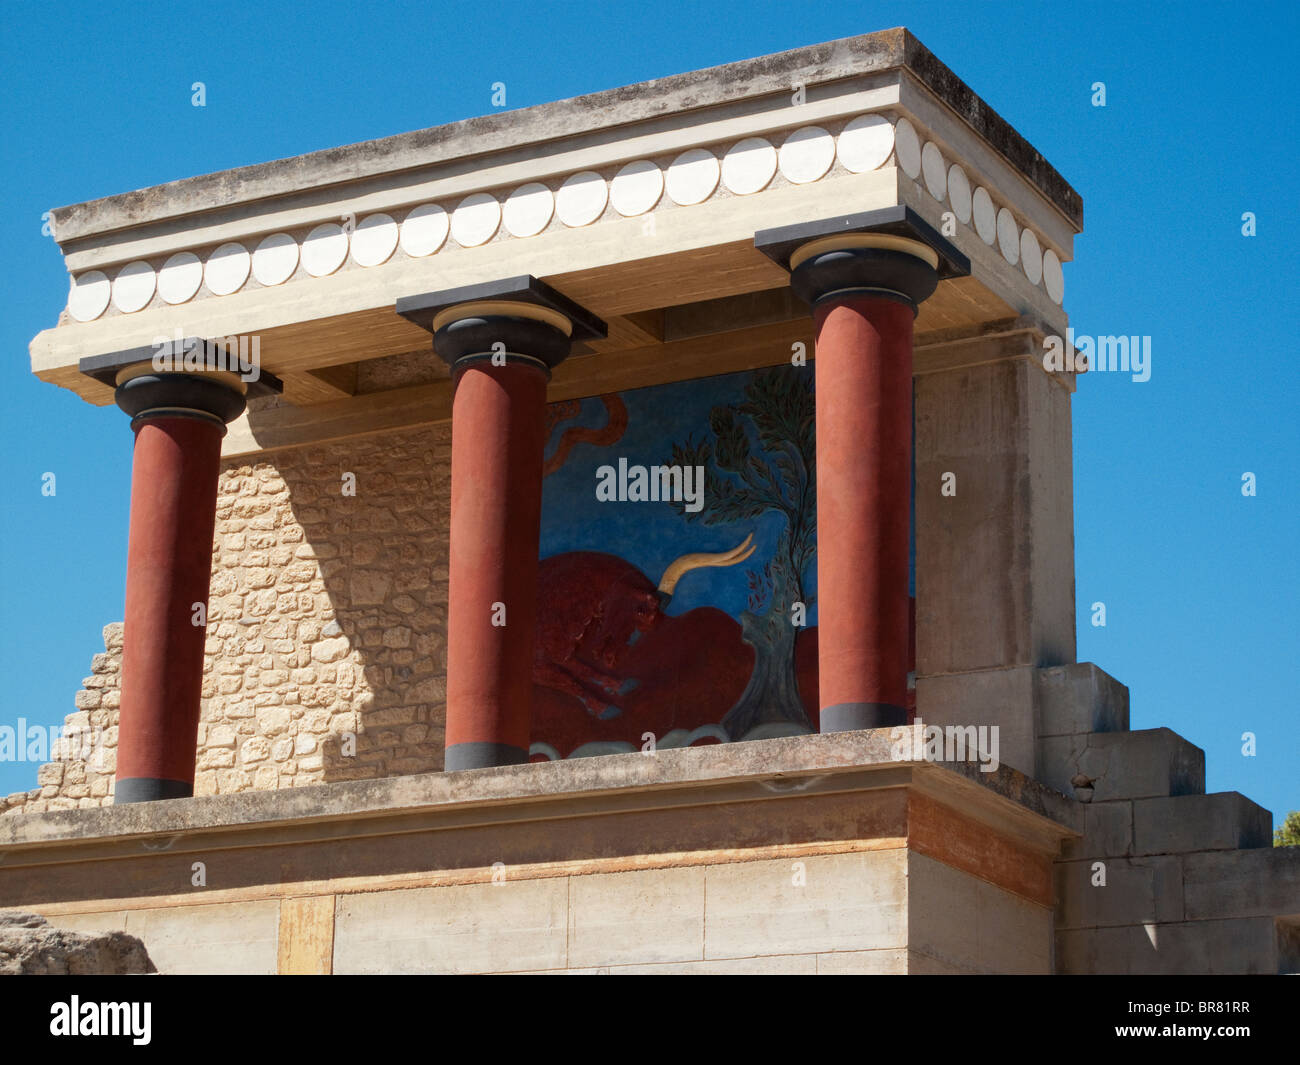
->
[1279,919,1300,975]
[907,951,979,974]
[568,866,705,968]
[815,948,909,974]
[310,637,350,664]
[564,954,823,974]
[124,901,278,975]
[914,665,1035,777]
[207,724,236,748]
[1037,728,1204,801]
[909,852,1053,973]
[703,851,907,960]
[334,880,568,974]
[915,356,1076,674]
[1057,917,1280,975]
[1060,799,1132,860]
[1182,845,1300,921]
[1132,793,1272,857]
[1036,662,1129,737]
[1055,855,1184,930]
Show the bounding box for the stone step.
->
[1132,792,1273,857]
[1062,791,1275,861]
[1056,916,1286,975]
[1036,662,1129,737]
[1038,727,1204,802]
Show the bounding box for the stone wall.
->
[2,625,122,815]
[3,423,452,815]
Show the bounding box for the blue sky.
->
[1,0,1295,825]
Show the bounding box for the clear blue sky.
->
[1,0,1295,826]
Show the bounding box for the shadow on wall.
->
[201,423,453,794]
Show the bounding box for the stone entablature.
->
[31,28,1080,432]
[56,115,1067,327]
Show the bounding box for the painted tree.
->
[668,367,816,739]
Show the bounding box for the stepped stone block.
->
[1183,846,1300,921]
[1038,728,1204,802]
[1057,916,1281,975]
[1055,854,1184,929]
[915,665,1035,777]
[1036,662,1129,737]
[1132,792,1272,857]
[1061,799,1133,860]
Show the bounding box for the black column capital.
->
[396,275,607,375]
[80,336,282,430]
[754,204,970,313]
[114,372,248,431]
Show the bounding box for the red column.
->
[395,278,605,770]
[814,295,916,731]
[444,361,548,770]
[116,415,225,801]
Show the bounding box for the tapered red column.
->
[444,357,549,768]
[756,211,964,734]
[397,277,606,770]
[812,294,917,729]
[112,367,248,802]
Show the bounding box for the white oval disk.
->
[158,252,203,304]
[778,126,835,184]
[252,232,299,285]
[400,204,449,257]
[972,187,996,245]
[610,160,663,216]
[666,148,719,205]
[451,193,501,247]
[68,270,111,321]
[351,214,399,267]
[921,142,947,201]
[556,171,608,227]
[722,137,777,195]
[112,260,156,313]
[837,114,894,173]
[503,183,554,237]
[893,117,922,179]
[205,242,251,295]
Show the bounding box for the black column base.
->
[819,701,908,733]
[114,777,194,804]
[444,742,530,772]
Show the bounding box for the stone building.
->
[2,28,1295,974]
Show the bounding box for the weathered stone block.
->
[909,852,1053,973]
[1182,845,1300,921]
[1132,793,1272,857]
[1038,728,1204,801]
[915,665,1035,777]
[1060,798,1132,860]
[1036,661,1129,737]
[568,866,704,968]
[703,851,906,959]
[123,901,278,975]
[334,880,568,974]
[1055,855,1184,930]
[1057,917,1279,975]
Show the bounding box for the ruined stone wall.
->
[3,423,452,815]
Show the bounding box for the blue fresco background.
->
[541,368,821,624]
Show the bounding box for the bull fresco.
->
[531,365,913,761]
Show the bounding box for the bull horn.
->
[657,533,756,595]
